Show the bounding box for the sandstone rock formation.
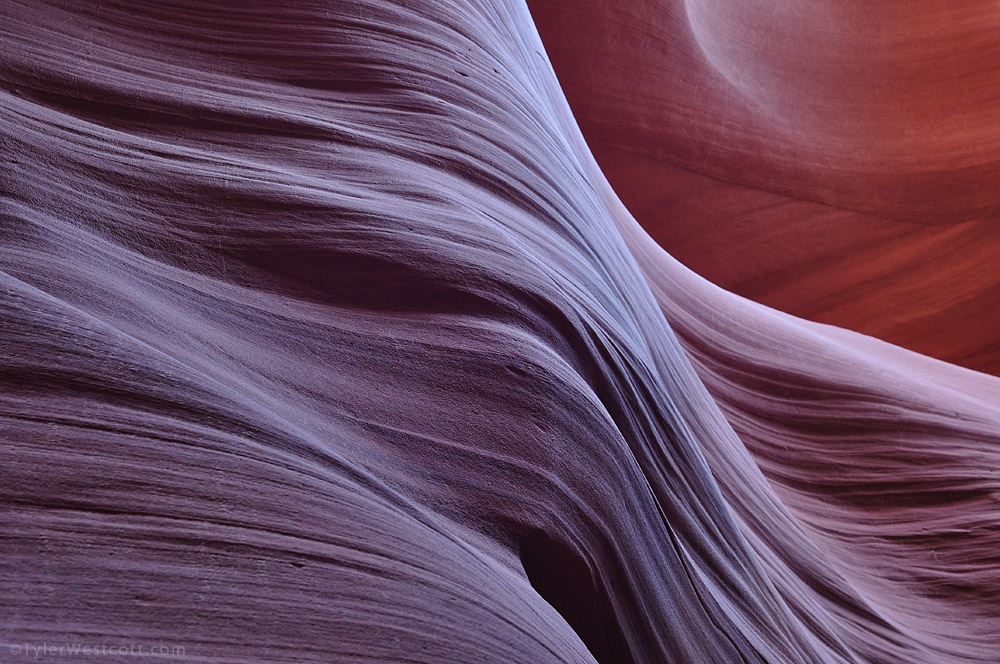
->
[2,2,997,662]
[530,0,1000,374]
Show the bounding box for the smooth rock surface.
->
[2,1,998,663]
[529,0,1000,375]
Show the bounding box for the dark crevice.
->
[520,530,637,664]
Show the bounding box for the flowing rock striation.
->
[1,1,998,662]
[529,0,1000,374]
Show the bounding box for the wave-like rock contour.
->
[2,1,998,663]
[529,0,1000,375]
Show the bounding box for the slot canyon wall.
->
[2,1,998,663]
[529,0,1000,375]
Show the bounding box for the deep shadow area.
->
[520,530,637,664]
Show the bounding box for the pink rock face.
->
[529,0,1000,375]
[1,2,998,664]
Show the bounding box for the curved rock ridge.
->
[2,2,998,663]
[528,0,1000,376]
[530,0,1000,221]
